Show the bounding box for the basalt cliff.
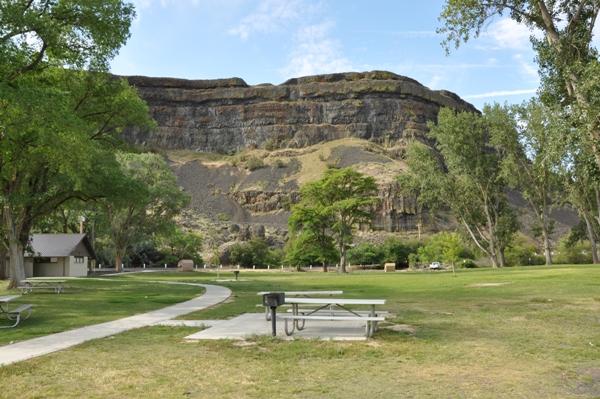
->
[122,71,478,152]
[120,72,486,257]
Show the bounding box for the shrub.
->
[216,213,229,221]
[230,238,276,268]
[347,242,385,266]
[461,260,478,269]
[245,157,264,171]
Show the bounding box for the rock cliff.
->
[122,71,478,152]
[121,72,482,258]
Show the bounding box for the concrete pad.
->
[183,313,369,341]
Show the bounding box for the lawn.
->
[1,266,599,398]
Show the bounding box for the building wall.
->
[67,256,88,277]
[28,257,88,277]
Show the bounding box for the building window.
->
[75,256,84,263]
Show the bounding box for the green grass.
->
[0,276,204,345]
[1,266,600,398]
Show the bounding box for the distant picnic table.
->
[20,279,66,294]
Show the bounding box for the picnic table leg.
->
[370,305,379,332]
[284,316,295,336]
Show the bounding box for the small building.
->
[24,234,97,277]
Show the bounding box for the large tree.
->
[2,70,152,287]
[100,152,189,272]
[488,101,563,265]
[439,1,600,169]
[399,107,520,268]
[0,1,153,288]
[288,167,379,273]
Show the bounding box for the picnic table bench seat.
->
[0,304,33,329]
[277,313,385,337]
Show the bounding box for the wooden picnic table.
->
[279,297,387,337]
[20,279,66,294]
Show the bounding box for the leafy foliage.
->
[230,238,280,268]
[288,167,379,273]
[100,152,189,271]
[399,108,520,268]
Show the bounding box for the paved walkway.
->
[1,282,373,367]
[0,283,231,367]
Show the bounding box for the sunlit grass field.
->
[1,265,599,398]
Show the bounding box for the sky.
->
[109,0,596,111]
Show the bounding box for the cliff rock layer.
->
[123,72,480,250]
[122,71,478,152]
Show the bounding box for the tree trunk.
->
[0,250,7,280]
[114,247,125,272]
[498,247,506,268]
[5,210,26,289]
[322,259,327,273]
[541,223,553,265]
[583,212,599,264]
[339,241,347,274]
[462,218,500,268]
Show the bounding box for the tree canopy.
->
[288,167,379,273]
[399,107,520,268]
[439,0,600,169]
[0,1,152,287]
[100,152,189,272]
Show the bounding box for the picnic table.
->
[20,279,66,294]
[0,295,33,328]
[278,297,387,337]
[0,295,21,314]
[257,291,343,320]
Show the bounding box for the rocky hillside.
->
[120,71,576,261]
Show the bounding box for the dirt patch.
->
[467,283,511,287]
[384,324,417,334]
[573,367,600,396]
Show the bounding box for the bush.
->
[347,243,385,266]
[461,260,478,269]
[157,255,179,267]
[230,238,277,268]
[383,237,422,267]
[245,157,264,171]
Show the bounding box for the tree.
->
[488,101,563,264]
[288,167,379,273]
[100,152,189,272]
[156,226,203,264]
[399,108,520,267]
[1,1,150,288]
[2,70,153,287]
[287,201,338,271]
[560,136,600,263]
[230,238,274,268]
[439,1,600,170]
[347,242,385,266]
[440,231,463,276]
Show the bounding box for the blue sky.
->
[109,0,593,111]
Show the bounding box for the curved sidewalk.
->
[0,283,231,367]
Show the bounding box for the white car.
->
[429,262,442,270]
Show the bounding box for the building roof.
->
[28,234,97,259]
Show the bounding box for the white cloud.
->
[464,89,537,99]
[280,21,355,79]
[486,18,533,50]
[228,0,307,41]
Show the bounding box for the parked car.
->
[429,262,442,270]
